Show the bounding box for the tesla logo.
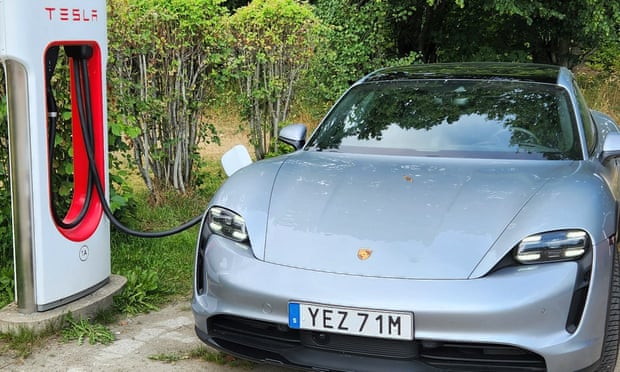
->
[44,7,99,22]
[357,248,373,261]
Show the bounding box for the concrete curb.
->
[0,274,126,334]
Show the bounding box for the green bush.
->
[108,0,226,194]
[113,269,161,314]
[0,71,12,308]
[299,0,398,116]
[0,73,10,261]
[0,263,14,307]
[226,0,322,159]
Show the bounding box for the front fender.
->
[472,161,617,278]
[208,156,288,259]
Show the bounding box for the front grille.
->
[419,341,546,371]
[205,315,547,371]
[210,315,300,345]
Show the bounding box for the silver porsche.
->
[192,63,620,372]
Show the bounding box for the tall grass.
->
[576,70,620,122]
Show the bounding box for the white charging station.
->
[0,0,110,312]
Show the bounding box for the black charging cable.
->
[47,45,203,238]
[46,46,95,229]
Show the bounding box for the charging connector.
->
[64,45,94,60]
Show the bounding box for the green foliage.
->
[0,327,42,358]
[149,346,255,368]
[110,177,217,313]
[227,0,322,158]
[305,0,399,111]
[499,0,620,67]
[149,352,185,363]
[189,346,255,368]
[576,70,620,123]
[43,48,134,220]
[264,140,296,159]
[586,40,620,73]
[61,314,115,345]
[108,0,227,194]
[576,40,620,122]
[466,1,615,67]
[0,263,14,308]
[364,1,620,68]
[0,72,12,268]
[113,269,161,314]
[0,71,13,310]
[46,52,76,217]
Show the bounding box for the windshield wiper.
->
[514,143,567,159]
[307,144,340,152]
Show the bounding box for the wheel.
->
[596,244,620,371]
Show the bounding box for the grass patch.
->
[187,346,255,368]
[149,346,255,369]
[149,347,255,368]
[111,192,208,312]
[112,162,224,313]
[61,314,115,345]
[0,326,57,359]
[149,352,188,363]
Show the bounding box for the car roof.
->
[361,62,565,85]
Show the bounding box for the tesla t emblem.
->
[357,248,373,260]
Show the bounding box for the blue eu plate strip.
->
[288,302,300,329]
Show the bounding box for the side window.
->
[573,82,597,155]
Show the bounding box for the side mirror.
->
[278,124,307,150]
[221,144,252,176]
[601,132,620,163]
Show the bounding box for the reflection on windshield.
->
[307,80,582,160]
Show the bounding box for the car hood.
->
[263,152,576,279]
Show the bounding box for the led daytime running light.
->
[207,207,249,243]
[515,230,588,264]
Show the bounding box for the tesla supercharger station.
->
[0,0,110,313]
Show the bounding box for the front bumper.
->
[193,235,612,372]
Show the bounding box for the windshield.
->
[306,80,582,160]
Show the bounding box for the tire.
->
[597,244,620,371]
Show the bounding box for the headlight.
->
[206,206,249,244]
[514,230,588,264]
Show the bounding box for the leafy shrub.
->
[114,269,161,314]
[299,0,397,116]
[108,0,226,194]
[0,263,14,308]
[226,0,322,159]
[0,74,13,310]
[0,75,11,268]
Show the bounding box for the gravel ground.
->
[0,300,290,372]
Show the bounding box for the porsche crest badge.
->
[357,248,373,260]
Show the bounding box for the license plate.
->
[288,302,414,340]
